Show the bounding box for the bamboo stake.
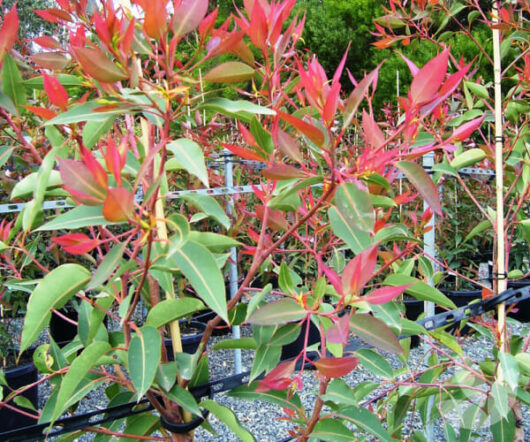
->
[491,0,507,357]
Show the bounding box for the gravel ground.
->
[5,316,529,440]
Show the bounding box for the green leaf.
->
[498,352,519,392]
[120,414,160,441]
[156,362,177,392]
[329,206,372,254]
[11,170,62,200]
[333,183,375,232]
[167,139,209,187]
[354,348,394,378]
[340,405,393,442]
[463,220,491,243]
[52,342,110,422]
[490,410,515,442]
[180,194,230,230]
[320,378,357,406]
[396,161,442,216]
[0,91,17,115]
[491,381,509,418]
[164,384,201,417]
[128,326,162,400]
[21,264,91,353]
[24,74,83,89]
[188,231,241,252]
[1,54,26,114]
[201,400,256,442]
[250,117,274,155]
[464,81,489,99]
[165,215,190,258]
[310,419,354,441]
[247,299,306,326]
[349,314,403,354]
[37,205,122,231]
[87,242,127,290]
[46,102,128,125]
[13,395,37,412]
[450,149,486,170]
[203,61,254,84]
[384,274,456,309]
[212,338,257,350]
[250,344,281,381]
[82,117,116,149]
[145,298,205,328]
[200,98,275,123]
[170,241,228,322]
[229,382,302,412]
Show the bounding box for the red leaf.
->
[203,61,254,83]
[59,158,107,205]
[326,314,350,344]
[221,143,265,162]
[343,65,380,129]
[359,284,413,305]
[362,110,385,150]
[52,233,99,255]
[34,8,72,23]
[315,357,359,378]
[350,314,404,354]
[0,5,19,62]
[255,360,296,393]
[24,105,57,120]
[81,148,108,190]
[136,0,169,40]
[32,36,62,50]
[342,244,379,296]
[173,0,208,36]
[262,165,305,180]
[73,47,128,83]
[43,73,68,111]
[396,161,442,216]
[256,205,289,232]
[277,129,303,163]
[410,50,448,105]
[199,8,218,41]
[29,52,69,70]
[447,115,485,142]
[104,139,127,186]
[103,187,134,222]
[277,110,325,147]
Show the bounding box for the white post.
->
[224,149,242,374]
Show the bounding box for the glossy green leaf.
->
[180,194,230,230]
[11,171,62,200]
[491,381,509,418]
[164,384,201,417]
[340,405,393,442]
[120,414,160,441]
[145,298,205,328]
[21,264,91,353]
[320,378,357,406]
[212,338,257,350]
[396,161,442,216]
[201,400,255,441]
[490,410,515,442]
[156,362,177,392]
[349,314,403,354]
[82,116,116,149]
[37,205,122,231]
[52,341,110,422]
[450,149,486,170]
[203,61,254,83]
[229,382,302,412]
[13,395,37,412]
[329,206,372,254]
[24,74,83,89]
[250,117,274,155]
[334,183,374,233]
[1,54,26,114]
[0,91,17,115]
[247,299,306,326]
[46,102,127,125]
[170,241,228,322]
[250,344,281,381]
[165,215,190,258]
[354,348,394,378]
[384,274,456,309]
[200,98,275,123]
[167,139,209,187]
[188,231,241,252]
[128,326,162,400]
[463,220,491,243]
[310,419,353,441]
[87,242,127,290]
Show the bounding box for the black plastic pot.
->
[507,281,530,322]
[0,358,39,432]
[192,310,231,336]
[280,320,320,362]
[49,307,78,345]
[165,321,206,360]
[402,299,424,348]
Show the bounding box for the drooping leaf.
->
[447,116,485,143]
[167,139,209,187]
[52,342,110,422]
[212,338,257,350]
[201,400,255,442]
[334,183,375,232]
[396,161,442,216]
[128,326,162,400]
[349,314,404,354]
[247,299,306,326]
[203,61,254,83]
[21,264,91,353]
[146,298,205,328]
[170,241,228,322]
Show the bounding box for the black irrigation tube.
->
[1,285,528,441]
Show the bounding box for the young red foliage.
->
[341,244,379,296]
[0,5,18,63]
[314,357,359,378]
[52,233,99,255]
[103,187,134,222]
[255,359,296,393]
[43,73,69,111]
